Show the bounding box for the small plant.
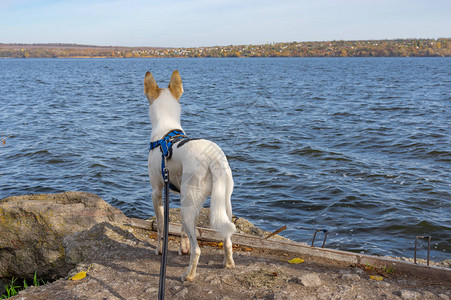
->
[0,272,47,299]
[33,272,46,287]
[382,266,394,274]
[363,263,376,271]
[1,277,20,299]
[358,263,395,277]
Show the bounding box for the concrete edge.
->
[128,217,451,281]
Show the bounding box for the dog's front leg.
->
[152,187,164,255]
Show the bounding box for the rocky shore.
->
[1,192,450,299]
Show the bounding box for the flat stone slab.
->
[13,223,451,300]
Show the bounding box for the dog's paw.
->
[178,248,190,256]
[181,271,196,282]
[224,260,235,269]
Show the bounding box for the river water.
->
[1,57,450,261]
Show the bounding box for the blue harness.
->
[149,129,188,192]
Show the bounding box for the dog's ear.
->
[144,71,161,103]
[168,70,183,101]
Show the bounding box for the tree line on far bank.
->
[1,39,450,58]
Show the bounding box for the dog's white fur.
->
[144,70,236,281]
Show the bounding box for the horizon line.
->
[1,37,450,49]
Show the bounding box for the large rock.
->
[0,191,129,280]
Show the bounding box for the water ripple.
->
[1,57,450,261]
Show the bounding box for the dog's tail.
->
[209,153,236,239]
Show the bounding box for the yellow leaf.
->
[68,264,93,281]
[288,258,304,264]
[369,275,384,281]
[69,271,86,281]
[218,242,223,247]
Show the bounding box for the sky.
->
[0,0,450,48]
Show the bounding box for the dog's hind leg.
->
[152,185,164,255]
[180,199,202,281]
[223,236,235,269]
[178,228,190,255]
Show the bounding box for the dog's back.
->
[172,139,235,237]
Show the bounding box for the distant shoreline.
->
[1,38,450,58]
[1,56,449,59]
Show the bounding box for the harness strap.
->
[176,137,202,148]
[150,129,187,156]
[150,129,188,192]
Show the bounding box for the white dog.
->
[144,70,236,281]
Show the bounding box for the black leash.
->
[151,130,189,299]
[158,157,170,300]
